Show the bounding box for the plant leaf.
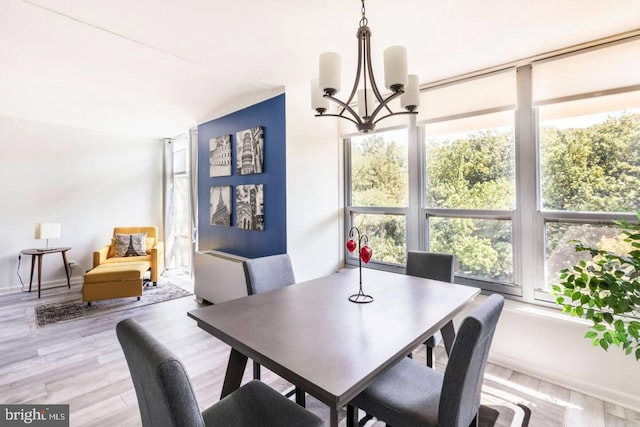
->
[593,324,607,332]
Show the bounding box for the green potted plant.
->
[551,213,640,360]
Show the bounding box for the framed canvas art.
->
[210,186,231,226]
[209,135,232,177]
[236,126,264,175]
[236,184,264,231]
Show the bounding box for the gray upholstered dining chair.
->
[116,318,323,427]
[406,250,456,367]
[243,253,296,296]
[242,253,303,402]
[346,294,504,427]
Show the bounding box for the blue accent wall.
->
[197,94,286,258]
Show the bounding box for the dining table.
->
[188,267,480,427]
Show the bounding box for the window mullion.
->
[515,65,541,300]
[406,115,422,251]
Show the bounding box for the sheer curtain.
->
[163,138,176,270]
[162,131,197,276]
[189,128,198,261]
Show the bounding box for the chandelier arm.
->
[367,89,404,122]
[324,94,364,125]
[364,31,384,106]
[372,110,418,125]
[315,113,360,126]
[339,27,367,117]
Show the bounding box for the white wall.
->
[0,116,163,293]
[285,85,342,282]
[445,296,640,412]
[490,299,640,411]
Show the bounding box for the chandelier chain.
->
[360,0,368,27]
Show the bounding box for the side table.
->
[20,247,72,298]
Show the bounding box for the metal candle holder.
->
[347,227,374,304]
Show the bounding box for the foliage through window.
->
[540,106,640,290]
[425,124,515,210]
[540,111,640,212]
[424,111,515,285]
[347,129,408,266]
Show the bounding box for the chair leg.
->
[253,361,261,380]
[346,405,358,427]
[426,344,433,368]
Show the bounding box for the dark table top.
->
[188,267,480,410]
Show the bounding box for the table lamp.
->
[35,222,61,251]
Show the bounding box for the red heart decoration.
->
[346,239,357,253]
[360,245,372,263]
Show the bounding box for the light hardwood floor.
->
[1,273,639,426]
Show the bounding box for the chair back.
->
[243,254,296,295]
[439,294,504,427]
[116,318,205,427]
[405,251,455,283]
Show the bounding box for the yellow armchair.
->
[93,226,164,284]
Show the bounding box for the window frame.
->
[342,35,640,306]
[343,128,410,273]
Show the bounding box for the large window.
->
[422,72,517,293]
[343,35,640,304]
[346,128,408,267]
[537,96,640,292]
[534,38,640,298]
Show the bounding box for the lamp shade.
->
[319,52,342,94]
[311,78,329,112]
[35,223,61,240]
[401,74,420,111]
[383,46,408,91]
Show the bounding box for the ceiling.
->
[1,0,639,139]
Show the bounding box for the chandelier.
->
[311,0,420,133]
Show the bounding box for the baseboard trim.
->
[489,352,640,412]
[0,278,83,296]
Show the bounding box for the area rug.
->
[272,382,531,426]
[34,282,192,327]
[342,402,530,427]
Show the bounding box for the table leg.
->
[29,255,36,293]
[220,348,248,399]
[61,250,71,288]
[346,405,359,427]
[295,387,306,407]
[329,405,339,427]
[441,320,455,357]
[37,255,42,298]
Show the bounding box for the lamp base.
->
[348,293,374,304]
